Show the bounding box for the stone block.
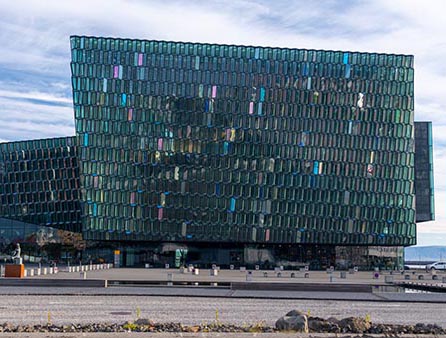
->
[5,264,25,278]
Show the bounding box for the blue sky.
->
[0,0,445,244]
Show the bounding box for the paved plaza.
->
[27,267,446,285]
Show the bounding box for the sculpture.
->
[12,243,21,259]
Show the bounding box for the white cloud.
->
[0,89,72,104]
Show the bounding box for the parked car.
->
[426,261,446,270]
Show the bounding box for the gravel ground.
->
[0,334,442,338]
[0,295,445,327]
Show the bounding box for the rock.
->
[134,318,154,326]
[327,317,339,323]
[188,325,200,333]
[308,317,341,333]
[2,323,14,332]
[276,314,308,332]
[285,309,305,317]
[338,317,371,333]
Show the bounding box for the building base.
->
[82,242,405,270]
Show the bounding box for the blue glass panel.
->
[254,48,260,59]
[230,197,236,212]
[260,87,266,102]
[345,64,351,78]
[223,142,229,155]
[313,161,319,175]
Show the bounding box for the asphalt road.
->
[0,295,445,327]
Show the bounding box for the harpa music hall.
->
[0,36,434,269]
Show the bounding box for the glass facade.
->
[0,137,81,233]
[70,36,416,246]
[414,121,435,222]
[0,217,85,261]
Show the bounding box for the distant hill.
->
[405,246,446,261]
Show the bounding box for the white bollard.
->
[24,269,28,277]
[193,268,200,275]
[36,268,41,276]
[29,269,34,277]
[48,267,53,274]
[42,268,48,275]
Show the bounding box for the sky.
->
[0,0,445,245]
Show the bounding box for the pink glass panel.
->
[249,102,254,114]
[265,229,270,241]
[212,85,217,98]
[158,208,163,220]
[130,192,135,204]
[128,108,133,121]
[158,138,163,150]
[113,65,119,78]
[138,53,143,66]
